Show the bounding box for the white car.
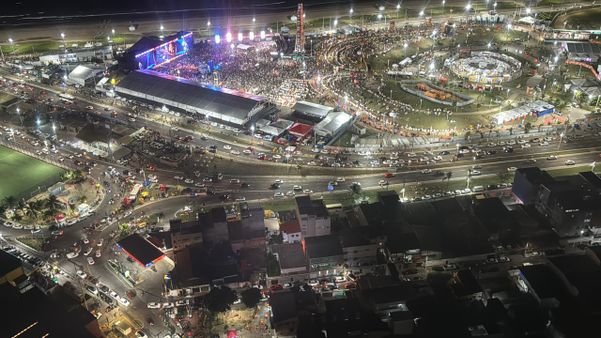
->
[293,185,303,191]
[286,191,296,197]
[162,302,175,309]
[97,238,103,247]
[235,197,246,202]
[83,247,93,256]
[76,270,87,279]
[147,302,162,309]
[421,169,432,174]
[230,179,240,184]
[507,167,517,172]
[336,177,345,182]
[82,237,89,244]
[109,290,118,299]
[223,145,232,150]
[230,150,240,155]
[470,170,481,176]
[274,179,284,184]
[184,178,194,184]
[86,285,98,295]
[173,176,183,181]
[135,331,148,338]
[95,250,101,258]
[117,296,130,307]
[87,257,95,265]
[273,192,285,198]
[547,155,557,160]
[194,182,206,188]
[565,160,576,165]
[66,251,79,259]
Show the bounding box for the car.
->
[135,331,148,338]
[95,250,101,258]
[286,191,296,197]
[378,179,388,186]
[421,169,432,174]
[147,302,162,309]
[293,185,303,191]
[235,197,246,202]
[230,178,240,184]
[175,299,189,306]
[83,247,93,256]
[303,189,313,194]
[507,167,517,172]
[184,178,194,184]
[97,238,103,246]
[334,276,346,283]
[86,285,98,295]
[223,145,232,150]
[87,257,95,265]
[162,302,175,309]
[82,237,89,244]
[565,159,576,165]
[470,170,481,176]
[66,251,79,259]
[384,172,394,178]
[274,179,284,184]
[230,150,240,155]
[109,290,118,299]
[194,182,206,188]
[85,105,94,110]
[335,177,346,183]
[173,176,184,181]
[117,296,130,307]
[273,192,285,198]
[547,155,557,160]
[76,270,87,279]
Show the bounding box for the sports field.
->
[0,146,64,201]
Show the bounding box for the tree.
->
[205,286,237,313]
[3,196,16,209]
[46,194,61,212]
[524,122,532,134]
[24,201,40,220]
[240,287,262,308]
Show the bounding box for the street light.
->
[52,123,56,133]
[207,20,211,27]
[419,10,425,17]
[252,17,256,23]
[349,8,353,16]
[526,7,532,15]
[111,28,115,35]
[333,18,338,27]
[160,24,164,31]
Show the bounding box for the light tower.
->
[294,2,305,54]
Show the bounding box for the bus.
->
[58,93,75,103]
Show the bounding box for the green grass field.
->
[0,146,64,201]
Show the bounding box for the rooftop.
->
[0,249,22,276]
[116,70,266,125]
[271,243,307,270]
[295,196,329,218]
[116,234,165,267]
[304,235,343,259]
[293,100,333,119]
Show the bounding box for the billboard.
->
[135,32,193,70]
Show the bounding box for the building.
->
[356,275,430,317]
[0,249,25,285]
[449,269,485,301]
[512,167,554,205]
[303,235,344,277]
[166,242,241,298]
[116,234,167,267]
[295,196,331,239]
[197,207,229,244]
[313,111,354,145]
[271,243,308,282]
[292,100,334,122]
[535,172,601,236]
[38,45,113,65]
[115,69,278,129]
[66,64,104,87]
[1,282,101,337]
[279,210,301,243]
[340,230,379,273]
[269,290,299,336]
[170,219,204,252]
[73,123,134,158]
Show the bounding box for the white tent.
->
[67,65,103,86]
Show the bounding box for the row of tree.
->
[0,194,62,222]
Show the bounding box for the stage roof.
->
[115,70,266,125]
[117,234,165,267]
[314,111,353,137]
[293,100,333,119]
